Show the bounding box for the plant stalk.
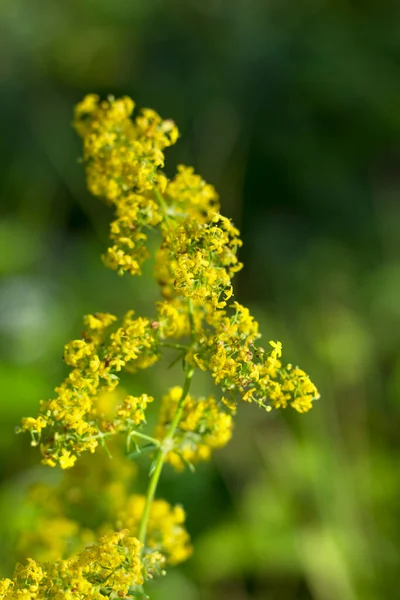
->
[137,364,194,546]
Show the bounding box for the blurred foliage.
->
[1,0,400,598]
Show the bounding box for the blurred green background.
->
[1,1,400,598]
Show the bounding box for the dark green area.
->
[1,1,400,598]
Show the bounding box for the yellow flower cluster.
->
[156,299,192,338]
[17,448,191,568]
[20,312,159,468]
[71,95,319,412]
[155,387,233,469]
[104,192,162,276]
[1,530,164,600]
[16,443,133,562]
[114,393,153,430]
[14,94,320,600]
[117,495,192,565]
[72,94,319,412]
[74,95,242,310]
[74,94,178,199]
[151,296,319,414]
[190,301,319,413]
[156,214,242,308]
[165,164,220,220]
[74,94,178,276]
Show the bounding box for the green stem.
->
[154,188,173,228]
[82,430,159,447]
[137,364,194,546]
[136,195,197,560]
[130,431,160,446]
[187,298,195,344]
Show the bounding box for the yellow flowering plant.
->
[2,95,320,599]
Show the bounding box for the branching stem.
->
[130,431,160,446]
[137,364,194,546]
[137,298,196,549]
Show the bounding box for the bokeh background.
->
[1,1,400,598]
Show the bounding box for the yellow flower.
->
[21,416,47,434]
[59,450,77,470]
[156,387,233,469]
